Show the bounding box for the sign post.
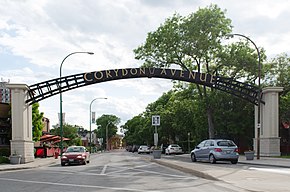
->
[152,115,160,147]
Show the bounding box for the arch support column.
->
[7,84,34,163]
[254,87,283,156]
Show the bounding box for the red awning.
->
[40,134,55,140]
[40,134,70,143]
[53,138,70,143]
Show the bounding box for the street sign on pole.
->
[152,115,160,147]
[154,133,158,146]
[152,115,160,126]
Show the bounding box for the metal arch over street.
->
[26,67,262,105]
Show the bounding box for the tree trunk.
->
[207,107,215,139]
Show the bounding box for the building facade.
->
[0,81,11,103]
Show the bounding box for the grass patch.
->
[0,156,9,164]
[278,155,290,158]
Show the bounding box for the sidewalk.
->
[238,155,290,168]
[151,154,290,192]
[0,157,59,171]
[174,153,290,168]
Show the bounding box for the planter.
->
[244,151,254,160]
[152,150,162,159]
[10,155,22,164]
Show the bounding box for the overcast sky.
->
[1,0,290,131]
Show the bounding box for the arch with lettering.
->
[26,68,261,105]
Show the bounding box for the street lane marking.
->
[106,163,152,175]
[0,177,161,192]
[100,164,108,175]
[249,167,290,175]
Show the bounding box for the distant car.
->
[61,146,90,166]
[132,145,139,153]
[165,144,183,155]
[126,145,133,152]
[161,144,169,154]
[138,145,150,154]
[190,139,239,164]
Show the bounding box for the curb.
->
[150,158,218,181]
[0,158,59,172]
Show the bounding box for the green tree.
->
[265,53,290,94]
[134,4,265,138]
[123,115,148,145]
[95,114,120,149]
[32,103,44,142]
[264,53,290,126]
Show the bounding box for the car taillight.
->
[214,148,222,152]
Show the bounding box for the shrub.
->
[0,148,10,157]
[0,156,9,164]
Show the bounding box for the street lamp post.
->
[228,33,261,159]
[89,97,107,153]
[106,122,112,151]
[187,132,190,153]
[59,51,94,156]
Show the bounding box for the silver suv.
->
[190,139,239,164]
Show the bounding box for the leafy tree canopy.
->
[32,103,44,142]
[95,114,120,145]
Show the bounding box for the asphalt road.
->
[0,151,250,192]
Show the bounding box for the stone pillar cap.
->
[6,84,29,90]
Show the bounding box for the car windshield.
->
[171,144,179,147]
[217,140,236,147]
[66,147,84,152]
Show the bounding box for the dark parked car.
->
[190,139,239,164]
[126,145,133,152]
[132,145,139,153]
[161,144,169,154]
[61,146,90,166]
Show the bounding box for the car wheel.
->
[61,162,66,166]
[209,154,216,164]
[191,153,197,162]
[231,160,238,164]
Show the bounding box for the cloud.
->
[1,0,290,129]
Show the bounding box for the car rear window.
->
[67,147,84,152]
[217,141,236,147]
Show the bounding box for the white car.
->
[138,145,150,154]
[165,144,183,155]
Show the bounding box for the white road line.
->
[106,163,153,175]
[0,177,161,192]
[249,167,290,175]
[100,164,108,175]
